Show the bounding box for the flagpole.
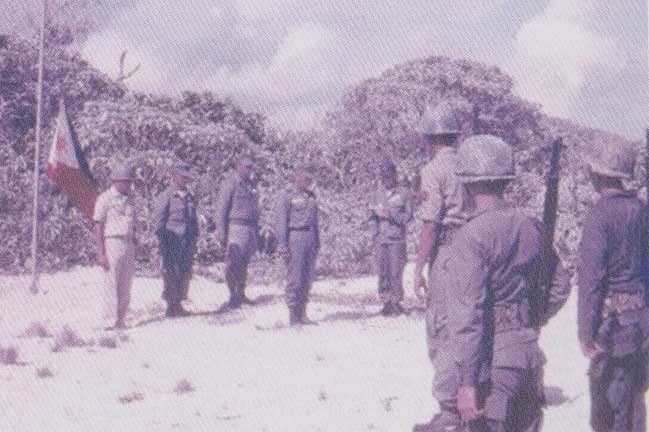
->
[30,0,47,294]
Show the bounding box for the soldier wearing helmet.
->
[417,135,570,432]
[413,103,470,431]
[578,141,649,431]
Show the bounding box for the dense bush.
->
[0,34,643,280]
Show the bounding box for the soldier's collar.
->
[466,198,510,220]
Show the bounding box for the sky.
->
[2,0,647,140]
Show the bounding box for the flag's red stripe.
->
[46,164,98,220]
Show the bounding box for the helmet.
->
[588,142,635,180]
[420,103,461,136]
[110,163,134,181]
[455,135,515,183]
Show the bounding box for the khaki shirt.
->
[415,147,466,227]
[216,171,259,237]
[442,200,570,386]
[153,187,198,239]
[276,187,319,250]
[369,185,413,243]
[93,186,136,238]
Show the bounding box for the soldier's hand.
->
[97,254,110,271]
[413,271,427,302]
[456,386,483,422]
[581,342,604,360]
[375,206,389,218]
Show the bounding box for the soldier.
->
[216,154,260,308]
[412,103,469,431]
[93,163,137,329]
[276,165,320,326]
[154,162,199,318]
[578,142,649,432]
[438,135,570,432]
[368,159,413,316]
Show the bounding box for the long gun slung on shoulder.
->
[531,137,562,327]
[645,128,649,200]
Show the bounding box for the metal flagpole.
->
[30,0,47,295]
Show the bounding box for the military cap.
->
[173,162,197,179]
[110,163,134,181]
[455,134,515,183]
[420,103,461,136]
[587,141,635,180]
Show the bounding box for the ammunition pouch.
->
[494,301,532,332]
[597,291,649,358]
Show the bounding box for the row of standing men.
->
[91,102,649,431]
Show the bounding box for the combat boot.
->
[380,303,393,316]
[298,303,317,325]
[289,307,301,326]
[412,409,463,432]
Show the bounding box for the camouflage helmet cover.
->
[587,140,635,180]
[420,102,461,136]
[455,134,515,183]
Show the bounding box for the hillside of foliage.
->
[0,33,642,280]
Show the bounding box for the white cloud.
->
[70,1,645,139]
[508,0,626,118]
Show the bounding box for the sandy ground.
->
[0,264,646,431]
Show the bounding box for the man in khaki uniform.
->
[276,165,320,326]
[216,155,259,308]
[94,163,137,329]
[154,162,199,318]
[412,103,469,432]
[442,135,570,431]
[369,159,413,316]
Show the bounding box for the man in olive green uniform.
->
[578,141,649,432]
[93,163,137,330]
[154,162,199,318]
[216,155,260,308]
[413,103,469,432]
[441,135,570,432]
[276,165,320,326]
[369,159,413,316]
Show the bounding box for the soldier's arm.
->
[577,211,608,346]
[414,169,443,280]
[152,190,170,237]
[92,195,109,270]
[445,230,489,388]
[387,189,414,226]
[215,177,234,240]
[276,194,291,250]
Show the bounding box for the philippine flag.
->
[45,100,98,220]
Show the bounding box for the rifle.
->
[531,137,562,327]
[646,129,649,201]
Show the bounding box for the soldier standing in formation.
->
[368,159,413,316]
[578,142,649,431]
[216,155,260,308]
[276,165,320,326]
[93,163,137,329]
[439,135,570,431]
[154,162,199,318]
[412,103,469,432]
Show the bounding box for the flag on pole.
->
[45,100,98,220]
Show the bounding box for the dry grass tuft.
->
[174,378,195,394]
